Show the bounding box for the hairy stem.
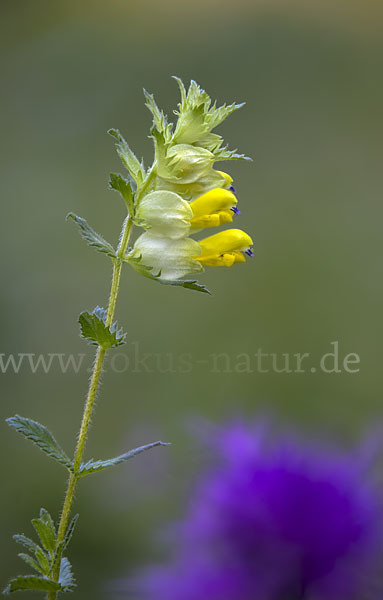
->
[47,216,133,599]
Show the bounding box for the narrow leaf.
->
[109,172,135,215]
[34,546,51,574]
[39,509,56,539]
[3,575,61,594]
[63,514,79,553]
[50,513,79,578]
[6,415,72,470]
[18,553,46,576]
[67,213,116,258]
[78,441,170,477]
[79,306,126,348]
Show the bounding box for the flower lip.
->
[199,229,253,254]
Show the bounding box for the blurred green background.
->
[1,1,382,597]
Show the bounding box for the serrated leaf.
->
[67,213,116,258]
[18,553,46,576]
[79,306,126,349]
[108,129,145,186]
[13,534,50,574]
[3,575,61,594]
[156,278,211,294]
[109,172,135,215]
[212,145,251,162]
[78,441,169,477]
[58,558,76,592]
[6,415,72,470]
[13,535,41,556]
[205,101,245,131]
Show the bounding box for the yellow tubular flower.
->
[196,229,254,267]
[189,188,239,229]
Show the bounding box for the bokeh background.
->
[1,1,382,598]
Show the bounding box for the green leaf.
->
[108,129,145,185]
[79,306,126,349]
[17,554,46,576]
[109,172,135,215]
[52,513,79,574]
[67,213,116,258]
[78,440,170,477]
[31,512,56,554]
[6,416,72,470]
[62,514,79,553]
[59,558,76,592]
[39,509,56,539]
[34,546,50,574]
[3,575,61,594]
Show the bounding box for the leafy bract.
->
[108,129,146,186]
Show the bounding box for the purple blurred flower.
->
[132,423,381,600]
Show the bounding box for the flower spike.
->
[125,77,253,290]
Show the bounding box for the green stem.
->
[48,215,133,599]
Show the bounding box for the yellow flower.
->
[195,229,254,267]
[189,188,238,229]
